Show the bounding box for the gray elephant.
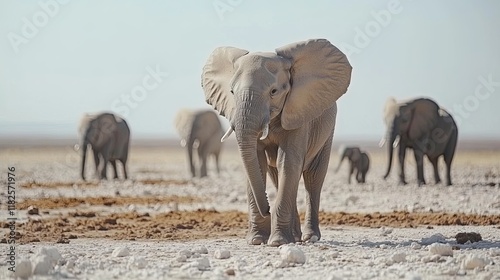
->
[381,97,458,186]
[201,39,352,246]
[79,112,130,180]
[174,109,223,178]
[334,146,370,184]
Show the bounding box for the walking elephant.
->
[201,39,352,246]
[174,109,223,178]
[334,146,370,184]
[380,97,458,186]
[79,112,130,180]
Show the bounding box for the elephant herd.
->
[78,38,458,246]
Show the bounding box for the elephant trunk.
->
[383,122,398,179]
[81,138,88,180]
[234,91,270,218]
[334,151,346,173]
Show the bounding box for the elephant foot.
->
[418,180,426,187]
[398,180,407,186]
[302,228,321,243]
[246,231,269,245]
[268,230,294,247]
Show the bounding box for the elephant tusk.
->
[221,127,234,142]
[180,139,186,147]
[73,144,80,151]
[259,123,269,140]
[378,138,386,147]
[393,136,400,148]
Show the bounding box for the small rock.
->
[111,246,130,257]
[214,249,231,259]
[27,205,39,215]
[178,249,192,257]
[32,255,51,275]
[193,246,208,254]
[455,232,482,244]
[391,252,406,263]
[379,227,393,236]
[429,243,453,257]
[462,254,488,270]
[225,268,236,276]
[410,242,422,250]
[280,245,306,264]
[14,259,32,278]
[421,234,446,245]
[37,247,62,264]
[128,256,147,269]
[175,255,187,262]
[196,257,210,270]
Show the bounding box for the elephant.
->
[334,146,370,184]
[79,112,130,181]
[174,109,223,178]
[201,38,352,246]
[380,97,458,186]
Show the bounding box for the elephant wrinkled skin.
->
[201,39,352,246]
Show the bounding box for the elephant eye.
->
[230,89,234,95]
[270,89,278,96]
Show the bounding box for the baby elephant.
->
[335,146,370,184]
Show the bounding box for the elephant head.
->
[381,97,440,179]
[80,113,118,180]
[201,39,352,217]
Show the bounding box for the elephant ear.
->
[406,98,440,140]
[201,47,249,123]
[276,39,352,130]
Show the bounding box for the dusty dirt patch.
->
[20,180,99,189]
[6,210,499,244]
[18,195,202,210]
[136,178,190,186]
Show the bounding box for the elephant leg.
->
[268,166,302,242]
[348,162,354,184]
[187,146,196,178]
[301,140,331,243]
[120,159,128,180]
[398,145,407,185]
[413,149,426,186]
[246,150,270,245]
[355,168,361,183]
[214,153,220,175]
[428,157,441,184]
[268,166,301,242]
[92,150,100,179]
[110,160,118,179]
[268,148,303,246]
[443,139,456,186]
[198,149,208,177]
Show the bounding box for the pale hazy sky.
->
[1,0,499,140]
